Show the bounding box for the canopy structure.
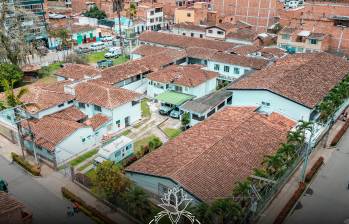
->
[155,91,194,106]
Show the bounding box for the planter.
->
[305,157,324,183]
[11,153,41,176]
[331,119,349,146]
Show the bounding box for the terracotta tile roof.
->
[49,106,87,122]
[75,82,141,109]
[55,63,100,80]
[279,27,297,34]
[22,116,85,151]
[0,192,25,215]
[131,45,168,57]
[126,107,295,202]
[229,45,262,56]
[260,47,287,59]
[230,52,349,108]
[211,52,269,70]
[83,113,110,130]
[173,22,206,32]
[148,64,218,87]
[139,31,236,51]
[21,64,41,72]
[100,49,186,85]
[185,47,218,60]
[71,24,95,33]
[226,29,257,41]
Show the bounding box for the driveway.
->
[0,156,94,224]
[285,128,349,224]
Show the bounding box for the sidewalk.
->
[257,118,345,224]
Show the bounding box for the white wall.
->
[206,61,252,81]
[35,101,75,119]
[172,28,205,38]
[230,90,312,121]
[206,27,226,39]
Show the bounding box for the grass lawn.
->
[163,128,182,139]
[122,129,132,136]
[85,168,96,179]
[77,161,93,172]
[141,99,151,118]
[69,148,98,167]
[134,135,158,154]
[84,51,129,65]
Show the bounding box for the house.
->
[74,82,142,133]
[225,28,257,45]
[126,107,294,203]
[180,89,232,126]
[130,45,168,60]
[172,22,206,38]
[277,27,330,53]
[138,31,237,51]
[94,136,133,164]
[71,24,98,45]
[0,191,32,224]
[21,111,96,167]
[174,2,210,25]
[228,52,349,139]
[205,22,236,39]
[137,2,164,31]
[146,64,218,98]
[55,63,101,81]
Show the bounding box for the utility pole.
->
[14,108,26,158]
[301,124,314,182]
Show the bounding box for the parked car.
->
[169,107,183,119]
[89,42,105,51]
[75,46,91,54]
[159,103,174,115]
[105,51,120,58]
[97,59,113,68]
[108,47,121,53]
[101,36,113,42]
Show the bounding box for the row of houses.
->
[124,50,349,204]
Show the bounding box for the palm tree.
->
[278,143,296,163]
[232,180,251,208]
[2,79,28,108]
[210,199,242,224]
[253,168,269,178]
[123,186,152,222]
[262,154,285,177]
[113,0,125,55]
[297,120,313,134]
[191,203,212,224]
[287,130,305,145]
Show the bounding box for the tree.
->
[277,143,296,163]
[92,161,131,202]
[83,6,107,20]
[0,0,40,65]
[0,63,23,86]
[232,180,251,208]
[2,79,28,108]
[123,186,152,222]
[297,120,313,134]
[262,154,285,177]
[287,130,304,145]
[112,0,125,54]
[191,203,212,224]
[210,199,242,224]
[181,112,190,130]
[49,28,71,51]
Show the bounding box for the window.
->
[132,101,139,106]
[192,114,205,121]
[207,108,215,117]
[150,10,154,15]
[58,103,64,108]
[94,105,102,112]
[204,60,207,65]
[68,100,73,104]
[214,64,220,71]
[200,34,203,38]
[116,120,120,127]
[82,138,86,143]
[217,30,224,35]
[281,34,290,40]
[182,33,186,36]
[224,66,230,73]
[78,103,85,108]
[227,96,232,105]
[297,47,304,53]
[6,115,11,120]
[244,69,249,74]
[159,17,162,22]
[234,68,240,74]
[310,39,318,45]
[115,150,121,157]
[191,33,194,37]
[126,144,131,150]
[261,101,270,106]
[217,101,225,110]
[150,18,154,23]
[187,13,191,17]
[208,30,213,34]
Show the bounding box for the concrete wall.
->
[35,100,75,119]
[172,27,205,38]
[206,61,252,81]
[230,89,312,121]
[206,27,226,39]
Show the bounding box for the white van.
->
[89,42,105,51]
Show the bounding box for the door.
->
[125,116,130,127]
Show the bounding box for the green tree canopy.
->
[0,63,23,84]
[84,6,107,20]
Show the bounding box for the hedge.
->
[305,157,324,183]
[331,118,349,146]
[273,182,306,224]
[61,187,118,224]
[11,152,41,176]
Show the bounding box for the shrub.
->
[331,118,349,146]
[121,155,138,168]
[61,187,117,224]
[11,152,41,176]
[305,157,324,183]
[274,182,306,224]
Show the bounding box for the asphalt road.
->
[286,129,349,224]
[0,156,94,224]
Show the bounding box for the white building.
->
[94,136,133,164]
[137,3,164,31]
[146,64,218,98]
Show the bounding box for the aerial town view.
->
[1,0,349,223]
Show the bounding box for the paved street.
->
[286,128,349,224]
[0,156,94,224]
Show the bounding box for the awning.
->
[298,30,310,37]
[155,91,195,106]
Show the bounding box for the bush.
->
[11,152,41,176]
[331,118,349,146]
[305,157,324,183]
[64,53,87,64]
[274,182,306,224]
[121,155,138,168]
[62,187,117,224]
